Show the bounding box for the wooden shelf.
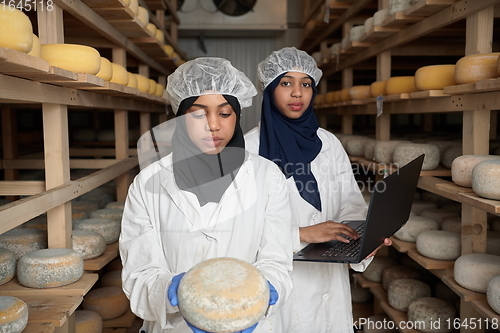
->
[471,300,500,323]
[103,328,127,333]
[103,309,136,328]
[406,0,458,17]
[390,236,416,253]
[16,295,83,327]
[407,249,455,270]
[380,302,421,333]
[409,90,449,99]
[444,78,500,95]
[442,276,487,302]
[84,242,119,271]
[352,273,381,288]
[458,192,500,216]
[24,322,56,333]
[381,12,424,29]
[359,26,401,44]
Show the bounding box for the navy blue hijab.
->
[258,73,323,211]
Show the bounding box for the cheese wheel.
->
[420,208,459,228]
[41,44,101,74]
[472,159,500,200]
[487,275,500,315]
[128,0,138,15]
[442,145,462,169]
[0,248,15,286]
[136,6,149,27]
[82,287,129,320]
[364,17,374,33]
[72,200,99,214]
[393,143,440,170]
[147,79,156,95]
[0,4,33,53]
[100,269,122,288]
[441,217,461,233]
[455,53,500,84]
[330,43,341,55]
[373,140,409,164]
[75,310,103,333]
[394,216,438,243]
[17,248,83,288]
[90,208,123,223]
[72,230,106,260]
[381,265,421,290]
[388,279,431,312]
[0,228,47,260]
[127,72,138,88]
[407,297,455,333]
[373,9,388,27]
[385,76,418,95]
[411,201,437,215]
[451,155,500,187]
[155,83,165,97]
[135,74,150,93]
[324,91,335,104]
[95,57,113,81]
[346,138,375,157]
[388,0,412,15]
[27,34,41,58]
[416,230,461,260]
[362,256,397,283]
[155,29,165,44]
[340,88,351,101]
[349,25,365,42]
[78,190,114,208]
[341,36,350,51]
[415,65,456,90]
[163,44,175,57]
[0,296,28,333]
[364,140,377,160]
[426,140,458,163]
[349,85,371,100]
[370,81,386,97]
[454,253,500,293]
[177,257,269,332]
[110,63,129,86]
[105,201,125,209]
[74,218,121,244]
[72,208,89,222]
[146,23,157,37]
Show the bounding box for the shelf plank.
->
[352,273,381,288]
[435,181,475,196]
[442,275,487,301]
[458,192,500,215]
[0,273,98,297]
[144,0,166,10]
[343,41,373,53]
[381,12,425,29]
[380,301,424,333]
[16,295,83,327]
[370,284,388,303]
[130,37,167,59]
[81,0,127,8]
[444,83,479,95]
[108,17,150,38]
[384,93,412,101]
[46,73,105,88]
[406,0,458,17]
[409,90,449,99]
[407,249,455,270]
[103,309,136,328]
[84,242,119,271]
[24,322,55,333]
[359,26,401,43]
[471,300,500,323]
[390,236,416,253]
[419,166,451,177]
[418,176,461,202]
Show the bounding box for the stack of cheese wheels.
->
[487,275,500,315]
[381,265,421,290]
[472,159,500,200]
[407,297,455,333]
[90,208,123,223]
[0,296,28,333]
[454,253,500,292]
[349,85,371,100]
[388,279,431,312]
[414,64,456,90]
[451,155,500,187]
[74,218,121,244]
[373,140,409,164]
[177,257,270,332]
[393,143,440,170]
[416,230,461,260]
[17,248,84,288]
[28,34,41,58]
[455,53,500,84]
[385,76,418,95]
[370,81,386,97]
[40,44,101,75]
[110,63,129,86]
[0,228,47,259]
[393,215,438,243]
[72,208,89,222]
[82,287,129,319]
[0,4,33,53]
[72,230,106,260]
[0,248,15,285]
[95,57,113,81]
[75,310,103,333]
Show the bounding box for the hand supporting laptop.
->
[364,237,392,259]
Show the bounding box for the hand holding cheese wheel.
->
[0,4,33,53]
[455,53,500,84]
[40,44,101,75]
[174,257,271,333]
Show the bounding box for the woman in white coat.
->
[245,47,391,332]
[119,57,293,333]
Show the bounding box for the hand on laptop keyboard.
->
[299,220,361,243]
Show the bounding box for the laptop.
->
[293,154,424,264]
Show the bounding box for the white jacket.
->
[245,126,371,333]
[119,152,294,333]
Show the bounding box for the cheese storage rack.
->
[303,0,500,332]
[0,0,184,331]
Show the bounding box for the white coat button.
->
[323,294,329,300]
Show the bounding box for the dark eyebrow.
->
[189,102,230,108]
[282,75,311,80]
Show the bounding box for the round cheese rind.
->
[128,0,139,15]
[27,34,41,58]
[155,29,165,44]
[0,296,28,333]
[487,275,500,315]
[415,65,456,90]
[95,57,113,81]
[178,257,270,333]
[17,248,84,288]
[416,230,461,260]
[451,155,500,187]
[147,79,157,95]
[364,140,377,160]
[373,140,409,164]
[442,145,462,169]
[75,310,103,333]
[388,0,412,15]
[472,159,500,200]
[0,248,15,286]
[394,216,438,243]
[82,287,129,320]
[388,279,431,312]
[381,265,421,290]
[346,138,374,157]
[90,208,123,223]
[419,208,459,228]
[364,17,374,33]
[0,228,47,260]
[163,44,174,57]
[105,201,125,209]
[349,85,371,100]
[101,269,122,288]
[455,53,500,84]
[349,26,365,42]
[370,81,386,97]
[72,230,106,260]
[340,88,351,101]
[146,23,157,37]
[393,143,440,170]
[135,74,150,93]
[0,5,33,53]
[407,297,455,333]
[373,9,388,27]
[136,6,149,27]
[127,72,138,88]
[155,83,165,97]
[40,44,101,75]
[385,76,418,95]
[454,253,500,293]
[74,218,121,245]
[110,63,129,86]
[441,217,461,233]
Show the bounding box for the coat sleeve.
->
[119,174,183,330]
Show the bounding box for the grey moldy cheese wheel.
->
[75,310,103,333]
[426,141,458,163]
[393,143,440,171]
[382,265,421,290]
[17,248,84,288]
[177,257,270,333]
[441,217,461,233]
[362,315,398,333]
[411,201,437,216]
[472,159,500,200]
[90,208,123,223]
[74,218,120,244]
[0,248,15,286]
[442,146,462,169]
[393,216,438,243]
[82,287,129,320]
[407,297,456,333]
[374,140,409,164]
[387,279,431,312]
[100,269,122,288]
[105,201,125,209]
[454,253,500,293]
[22,215,47,230]
[362,256,397,283]
[0,228,47,260]
[77,191,114,209]
[72,230,106,260]
[0,296,28,333]
[416,230,461,260]
[364,140,377,160]
[452,155,500,187]
[346,138,374,157]
[72,200,99,213]
[419,208,459,228]
[487,275,500,315]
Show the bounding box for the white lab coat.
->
[119,152,294,333]
[245,126,372,333]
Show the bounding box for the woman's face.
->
[184,94,237,155]
[273,71,314,119]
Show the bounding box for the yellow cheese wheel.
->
[333,90,342,103]
[455,53,500,84]
[27,34,41,58]
[0,248,15,286]
[324,91,336,104]
[135,74,150,93]
[155,29,165,44]
[340,88,351,101]
[121,0,130,5]
[178,257,269,333]
[349,85,371,100]
[128,0,138,15]
[370,81,386,97]
[75,310,103,333]
[0,4,33,53]
[163,44,174,57]
[0,296,28,333]
[82,287,129,320]
[155,83,165,97]
[147,79,157,94]
[146,23,157,37]
[0,228,47,260]
[385,76,418,95]
[109,63,129,85]
[127,72,138,88]
[136,6,149,27]
[95,57,113,81]
[17,248,84,288]
[40,44,101,75]
[100,269,122,288]
[415,65,456,90]
[314,94,325,106]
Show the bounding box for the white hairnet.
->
[166,57,257,114]
[257,46,323,90]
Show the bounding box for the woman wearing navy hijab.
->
[245,47,391,333]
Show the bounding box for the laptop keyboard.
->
[320,224,365,257]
